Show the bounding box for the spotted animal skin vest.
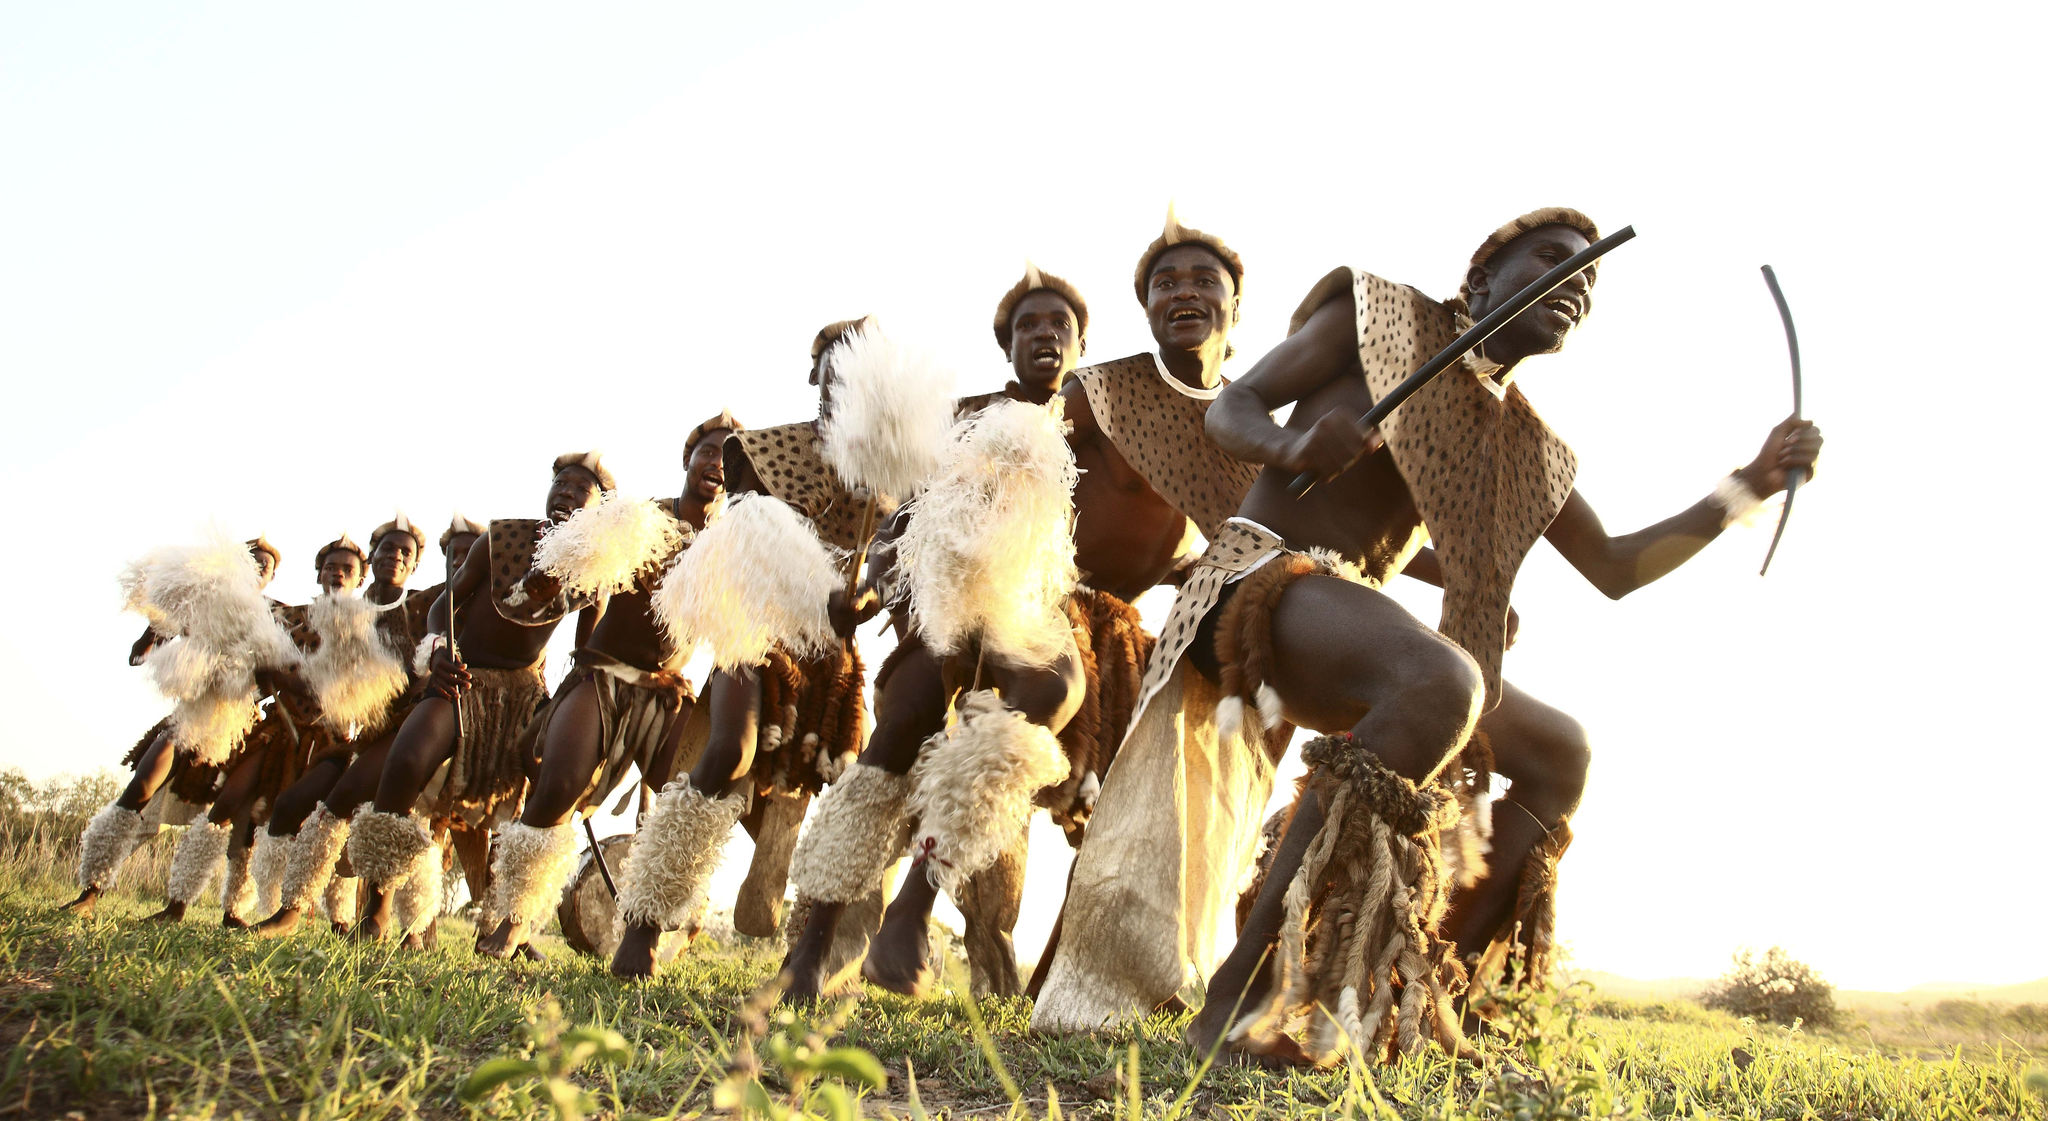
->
[1072,354,1258,541]
[727,422,893,551]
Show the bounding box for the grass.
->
[4,833,2047,1119]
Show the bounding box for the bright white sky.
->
[3,1,2039,992]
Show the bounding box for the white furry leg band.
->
[393,841,445,937]
[76,803,149,891]
[613,779,746,932]
[281,806,350,911]
[221,831,257,921]
[323,875,359,926]
[905,691,1067,898]
[165,819,234,906]
[251,830,289,917]
[790,763,911,905]
[488,821,581,934]
[344,809,433,891]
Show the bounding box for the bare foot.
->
[145,901,187,924]
[860,919,933,998]
[474,918,521,959]
[251,907,304,939]
[779,900,846,1007]
[329,921,350,935]
[516,942,543,962]
[401,932,426,950]
[222,914,251,930]
[60,888,100,916]
[610,922,661,979]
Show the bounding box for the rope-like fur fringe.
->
[393,840,444,937]
[534,492,687,599]
[790,763,912,904]
[489,821,582,932]
[76,803,148,891]
[221,831,258,922]
[281,805,350,911]
[613,779,745,932]
[251,829,288,918]
[344,809,433,890]
[1235,733,1468,1065]
[906,691,1068,897]
[322,875,359,926]
[817,321,959,499]
[651,495,842,669]
[1473,817,1573,996]
[165,818,233,906]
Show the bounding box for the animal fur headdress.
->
[1458,207,1603,305]
[551,450,618,492]
[314,534,367,572]
[369,513,425,554]
[245,537,280,571]
[810,316,877,366]
[439,514,487,551]
[993,263,1089,352]
[1131,203,1245,304]
[685,410,745,460]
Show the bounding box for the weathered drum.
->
[556,832,681,962]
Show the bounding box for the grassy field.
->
[4,827,2047,1120]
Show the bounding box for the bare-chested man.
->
[1171,208,1822,1063]
[248,515,456,939]
[66,537,283,914]
[607,322,877,980]
[145,533,377,925]
[473,415,739,959]
[343,455,611,942]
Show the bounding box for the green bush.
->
[1701,946,1837,1028]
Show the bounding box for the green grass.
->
[4,841,2046,1119]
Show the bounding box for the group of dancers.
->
[65,206,1822,1066]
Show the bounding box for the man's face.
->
[1145,245,1238,354]
[370,533,419,588]
[809,347,839,420]
[250,549,277,590]
[445,533,480,575]
[686,429,732,503]
[318,550,364,594]
[1469,224,1595,360]
[546,468,604,523]
[1007,290,1082,391]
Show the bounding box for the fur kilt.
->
[1038,585,1153,841]
[521,650,695,813]
[748,641,865,797]
[420,662,550,829]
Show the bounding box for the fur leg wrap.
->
[75,803,149,891]
[392,840,445,937]
[165,818,234,906]
[905,690,1067,898]
[1472,817,1573,994]
[344,809,433,891]
[789,763,912,905]
[1237,733,1469,1065]
[613,779,745,932]
[221,831,258,921]
[280,806,350,911]
[488,821,582,933]
[322,875,359,925]
[251,829,289,917]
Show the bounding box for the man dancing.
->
[343,455,612,941]
[1170,208,1820,1062]
[474,414,739,958]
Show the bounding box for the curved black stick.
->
[1758,264,1803,576]
[1289,225,1637,497]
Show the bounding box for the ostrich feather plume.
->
[650,494,841,669]
[533,493,687,599]
[303,594,410,733]
[817,321,959,499]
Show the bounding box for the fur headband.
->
[810,316,877,363]
[685,410,746,460]
[314,533,367,571]
[246,537,281,571]
[551,450,618,492]
[1458,207,1603,305]
[369,512,426,553]
[439,514,487,551]
[993,263,1089,351]
[1132,204,1244,305]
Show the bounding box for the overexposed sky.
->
[3,1,2039,991]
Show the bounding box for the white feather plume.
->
[302,595,410,733]
[817,322,959,499]
[897,399,1078,665]
[533,492,687,599]
[650,494,842,670]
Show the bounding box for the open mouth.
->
[1537,295,1582,327]
[1030,344,1061,367]
[548,506,574,523]
[1169,306,1207,325]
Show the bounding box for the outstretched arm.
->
[1205,296,1379,479]
[1548,416,1822,599]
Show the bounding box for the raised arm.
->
[1205,295,1380,480]
[1547,415,1822,599]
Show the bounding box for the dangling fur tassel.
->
[613,779,745,933]
[897,400,1078,666]
[76,803,149,891]
[251,829,289,917]
[303,594,410,733]
[392,841,444,937]
[322,875,360,926]
[790,763,912,905]
[650,495,841,669]
[906,691,1067,897]
[817,321,959,499]
[280,805,350,911]
[221,831,258,922]
[488,821,582,933]
[165,818,234,906]
[344,809,433,890]
[534,493,688,599]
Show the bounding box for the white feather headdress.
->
[817,321,959,500]
[650,494,842,670]
[897,399,1079,665]
[533,493,687,599]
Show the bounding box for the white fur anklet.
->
[790,763,911,905]
[165,819,234,906]
[76,803,149,891]
[281,806,351,911]
[906,691,1067,897]
[488,821,582,933]
[344,809,433,890]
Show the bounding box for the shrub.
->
[1701,946,1837,1028]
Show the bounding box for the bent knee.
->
[1405,640,1484,733]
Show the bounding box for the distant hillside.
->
[1568,971,2048,1010]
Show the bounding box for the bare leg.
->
[267,756,345,840]
[480,679,604,957]
[1188,576,1482,1055]
[64,732,177,913]
[352,696,458,941]
[147,743,266,923]
[251,740,389,937]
